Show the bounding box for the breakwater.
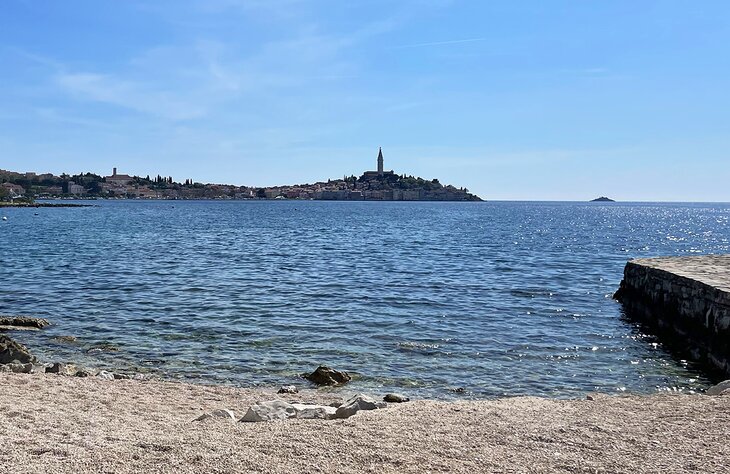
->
[615,255,730,376]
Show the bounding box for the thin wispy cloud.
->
[3,1,729,200]
[392,37,487,49]
[55,72,207,121]
[5,46,64,69]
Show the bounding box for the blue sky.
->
[1,1,729,201]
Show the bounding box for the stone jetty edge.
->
[615,254,730,377]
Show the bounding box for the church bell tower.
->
[377,147,384,175]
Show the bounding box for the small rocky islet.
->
[590,196,615,202]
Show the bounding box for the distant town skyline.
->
[2,1,730,201]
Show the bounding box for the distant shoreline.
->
[0,202,93,208]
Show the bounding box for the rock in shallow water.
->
[0,316,50,330]
[334,394,386,419]
[383,393,410,403]
[86,344,119,354]
[0,335,36,364]
[305,365,351,386]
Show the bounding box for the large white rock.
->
[194,408,237,422]
[292,403,337,420]
[97,370,115,380]
[334,394,386,419]
[706,380,730,395]
[240,400,297,422]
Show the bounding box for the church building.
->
[363,147,394,178]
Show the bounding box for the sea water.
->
[1,200,729,398]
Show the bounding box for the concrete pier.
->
[615,255,730,376]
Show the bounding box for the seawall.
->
[615,255,730,376]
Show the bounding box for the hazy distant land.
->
[0,151,481,202]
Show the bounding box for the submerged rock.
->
[383,393,410,403]
[277,385,299,394]
[0,316,50,330]
[240,400,297,422]
[51,335,78,344]
[86,344,119,354]
[305,365,351,386]
[334,394,386,419]
[0,334,37,364]
[706,380,730,395]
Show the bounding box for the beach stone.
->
[240,400,297,422]
[195,409,236,422]
[46,362,77,375]
[0,316,50,330]
[211,408,236,420]
[6,362,34,374]
[75,368,94,377]
[305,365,351,386]
[292,403,337,420]
[334,394,386,419]
[46,362,64,374]
[706,380,730,395]
[97,370,115,380]
[0,334,37,364]
[277,385,299,394]
[113,373,131,380]
[383,393,410,403]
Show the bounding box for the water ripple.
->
[1,200,728,398]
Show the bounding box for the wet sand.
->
[1,372,729,473]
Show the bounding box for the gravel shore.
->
[1,373,729,473]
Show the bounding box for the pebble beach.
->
[2,372,730,473]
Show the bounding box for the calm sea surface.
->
[2,200,729,398]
